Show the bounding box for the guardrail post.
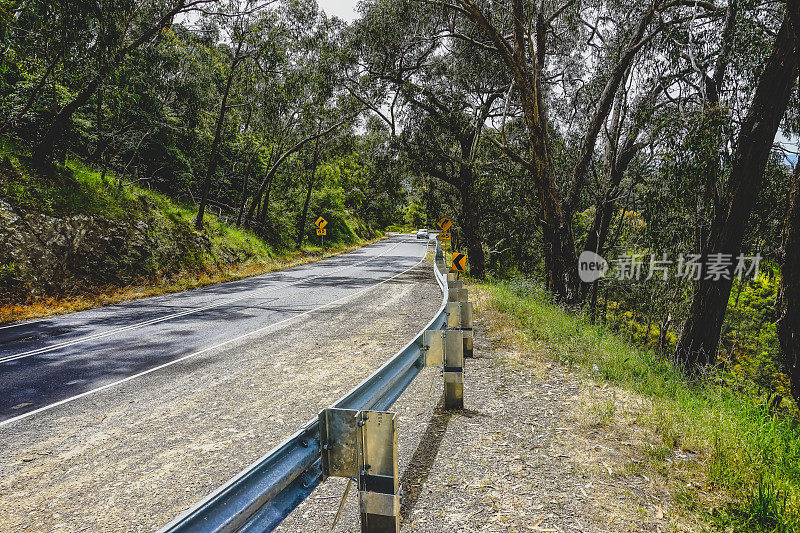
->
[461,301,474,359]
[443,329,463,410]
[446,300,474,358]
[357,410,400,532]
[319,409,401,532]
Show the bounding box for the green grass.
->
[485,278,800,531]
[0,140,379,316]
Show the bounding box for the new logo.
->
[578,251,608,282]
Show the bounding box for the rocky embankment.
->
[0,199,230,300]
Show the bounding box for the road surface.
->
[0,235,429,425]
[0,238,441,531]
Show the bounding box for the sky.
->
[317,0,360,22]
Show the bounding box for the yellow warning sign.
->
[316,228,327,236]
[315,216,328,229]
[437,217,452,231]
[451,252,467,272]
[439,232,451,241]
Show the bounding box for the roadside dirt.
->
[279,284,705,532]
[0,260,438,532]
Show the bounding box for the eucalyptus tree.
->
[420,0,724,303]
[1,0,129,142]
[29,0,215,165]
[349,0,512,278]
[241,8,356,233]
[675,0,800,370]
[194,0,277,229]
[295,125,322,249]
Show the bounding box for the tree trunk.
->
[777,161,800,406]
[195,43,242,229]
[236,151,258,227]
[564,2,658,210]
[517,60,580,302]
[34,79,100,165]
[258,178,273,230]
[583,127,641,260]
[539,190,581,304]
[236,196,249,227]
[296,137,320,250]
[93,87,104,161]
[693,0,738,252]
[458,169,486,279]
[452,0,579,303]
[675,6,800,371]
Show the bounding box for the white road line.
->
[0,318,45,330]
[0,239,408,364]
[0,242,429,428]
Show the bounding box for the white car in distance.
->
[416,228,430,240]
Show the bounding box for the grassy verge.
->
[482,278,800,532]
[0,141,387,324]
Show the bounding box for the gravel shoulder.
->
[1,268,703,533]
[279,284,703,533]
[0,261,440,532]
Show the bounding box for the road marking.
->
[0,242,430,428]
[0,239,409,364]
[0,318,45,330]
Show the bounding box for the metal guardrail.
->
[159,240,451,533]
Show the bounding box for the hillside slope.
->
[0,149,378,322]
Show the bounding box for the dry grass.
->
[0,236,387,325]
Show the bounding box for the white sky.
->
[317,0,360,22]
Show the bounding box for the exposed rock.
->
[0,200,211,300]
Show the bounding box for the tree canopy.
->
[2,0,800,402]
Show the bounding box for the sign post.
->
[437,217,452,254]
[315,216,328,253]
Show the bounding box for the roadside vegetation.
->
[485,278,800,532]
[0,140,386,323]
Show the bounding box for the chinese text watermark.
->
[578,251,761,283]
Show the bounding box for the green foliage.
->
[1,146,138,220]
[0,141,374,300]
[711,479,796,533]
[720,272,787,399]
[404,197,426,228]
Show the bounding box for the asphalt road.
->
[0,235,429,425]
